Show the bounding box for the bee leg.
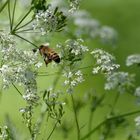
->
[44,58,51,66]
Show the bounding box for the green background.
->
[0,0,140,139]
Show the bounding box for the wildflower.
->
[69,0,80,13]
[105,72,135,94]
[32,5,66,35]
[126,54,140,66]
[91,49,120,75]
[99,26,118,45]
[135,87,140,97]
[63,70,84,93]
[135,116,140,126]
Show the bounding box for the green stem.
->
[28,106,35,140]
[88,93,106,140]
[13,7,33,31]
[88,112,94,140]
[47,121,58,140]
[16,19,34,31]
[0,0,8,13]
[110,92,120,115]
[16,28,34,33]
[11,0,17,30]
[8,0,12,31]
[12,83,22,96]
[81,110,140,140]
[71,94,80,140]
[14,33,38,48]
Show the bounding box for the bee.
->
[33,43,60,66]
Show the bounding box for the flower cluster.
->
[32,5,66,35]
[135,87,140,97]
[99,26,118,45]
[0,126,9,140]
[72,10,100,38]
[42,89,65,123]
[71,10,117,46]
[91,49,120,75]
[134,116,140,136]
[105,72,135,93]
[63,70,84,93]
[0,32,42,89]
[126,54,140,66]
[57,39,88,66]
[135,116,140,126]
[69,0,80,13]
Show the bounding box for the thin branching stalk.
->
[14,33,38,48]
[88,93,106,140]
[47,121,58,140]
[16,18,34,31]
[11,0,17,30]
[35,106,47,140]
[71,94,80,140]
[13,7,33,31]
[8,0,12,31]
[110,92,120,115]
[81,110,140,140]
[12,83,22,96]
[28,106,35,140]
[0,0,8,13]
[16,28,34,33]
[102,93,120,140]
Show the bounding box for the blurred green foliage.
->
[0,0,140,140]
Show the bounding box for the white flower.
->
[99,26,118,45]
[64,71,73,78]
[105,72,135,93]
[35,62,43,68]
[64,80,69,85]
[135,116,140,126]
[76,76,84,83]
[126,54,140,66]
[135,87,140,97]
[75,70,82,76]
[71,80,77,87]
[91,49,120,74]
[92,66,100,74]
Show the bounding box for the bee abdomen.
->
[52,54,60,63]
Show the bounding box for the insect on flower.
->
[33,43,60,66]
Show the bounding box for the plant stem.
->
[110,92,120,114]
[12,83,22,96]
[88,112,94,140]
[0,0,8,13]
[88,93,105,140]
[11,0,17,30]
[16,19,34,31]
[47,121,58,140]
[81,110,140,140]
[14,33,38,48]
[16,28,34,33]
[71,94,80,140]
[13,7,33,31]
[28,106,35,140]
[8,0,12,31]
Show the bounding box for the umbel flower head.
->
[32,5,67,35]
[126,54,140,66]
[0,32,42,91]
[57,38,88,66]
[91,49,120,75]
[105,72,135,94]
